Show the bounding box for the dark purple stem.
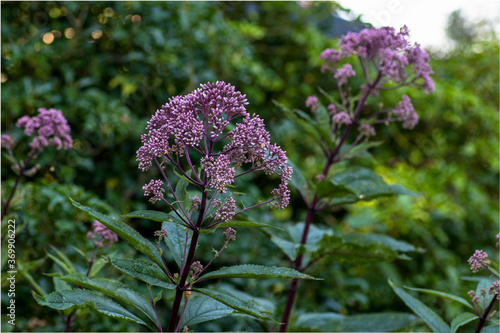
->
[167,188,207,332]
[2,149,37,221]
[280,73,382,332]
[475,294,498,333]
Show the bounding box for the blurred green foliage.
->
[1,1,498,332]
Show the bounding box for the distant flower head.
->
[319,25,434,93]
[154,229,168,240]
[215,197,236,222]
[393,95,419,129]
[191,196,201,211]
[305,96,319,111]
[223,227,237,242]
[327,104,339,115]
[191,261,203,275]
[332,112,352,126]
[143,179,165,204]
[358,123,376,137]
[16,108,72,152]
[137,81,291,209]
[468,250,490,273]
[87,221,118,248]
[334,64,356,85]
[489,280,500,295]
[1,135,15,150]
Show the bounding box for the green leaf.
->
[175,173,191,211]
[70,198,167,271]
[46,245,76,274]
[286,160,309,199]
[198,264,320,281]
[270,235,300,261]
[295,312,344,330]
[476,277,497,306]
[273,101,322,145]
[153,289,163,304]
[450,312,478,333]
[108,258,175,290]
[389,279,450,333]
[32,289,149,327]
[318,167,418,205]
[192,288,278,323]
[342,141,384,160]
[405,286,474,309]
[123,210,172,222]
[296,312,420,332]
[162,221,192,269]
[57,272,158,325]
[180,294,234,327]
[313,234,400,265]
[358,234,421,253]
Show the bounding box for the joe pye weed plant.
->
[32,82,321,331]
[272,26,438,331]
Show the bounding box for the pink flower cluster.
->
[87,221,118,248]
[468,249,490,273]
[16,108,73,152]
[393,95,419,129]
[336,26,434,94]
[137,81,292,210]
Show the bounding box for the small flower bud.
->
[223,227,236,242]
[154,229,168,240]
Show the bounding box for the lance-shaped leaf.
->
[109,257,175,290]
[341,141,384,160]
[192,288,279,323]
[198,264,320,281]
[32,289,149,328]
[286,159,310,200]
[174,174,191,211]
[312,234,400,265]
[46,245,76,275]
[70,198,167,271]
[389,279,450,333]
[57,272,158,325]
[405,286,473,309]
[180,294,234,327]
[317,167,418,205]
[162,221,193,269]
[450,312,478,333]
[123,210,172,222]
[296,312,420,332]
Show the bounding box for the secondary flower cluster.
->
[87,221,119,248]
[323,25,434,94]
[137,81,292,223]
[306,26,434,138]
[15,108,73,152]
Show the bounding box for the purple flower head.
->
[334,64,356,85]
[143,179,165,204]
[1,135,15,150]
[87,221,118,248]
[271,183,291,209]
[358,123,376,137]
[223,227,237,242]
[15,108,72,152]
[320,48,342,64]
[327,104,339,115]
[468,250,490,273]
[191,261,203,275]
[332,112,352,126]
[191,196,201,211]
[338,26,434,93]
[154,229,168,240]
[393,95,419,129]
[305,96,319,111]
[137,81,292,221]
[215,197,236,222]
[489,280,500,295]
